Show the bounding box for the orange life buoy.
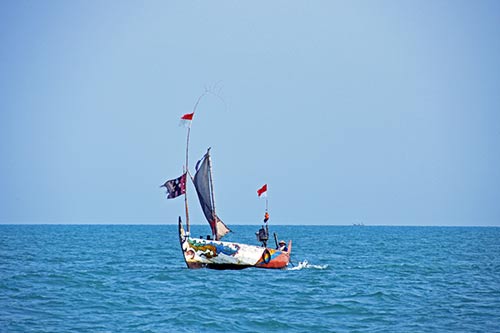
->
[262,249,271,264]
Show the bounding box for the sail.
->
[215,217,230,239]
[193,151,230,240]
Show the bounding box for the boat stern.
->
[255,240,292,269]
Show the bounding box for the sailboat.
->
[162,93,292,270]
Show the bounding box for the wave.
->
[288,260,328,271]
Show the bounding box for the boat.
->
[162,92,292,270]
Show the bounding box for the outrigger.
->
[162,92,291,269]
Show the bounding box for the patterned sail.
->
[193,151,230,240]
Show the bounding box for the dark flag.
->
[161,173,187,199]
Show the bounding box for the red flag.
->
[181,112,194,120]
[257,184,267,197]
[179,112,194,127]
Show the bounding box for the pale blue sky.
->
[1,1,499,226]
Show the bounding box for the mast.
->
[184,92,207,234]
[206,148,218,240]
[184,127,191,234]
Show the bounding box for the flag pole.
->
[265,192,269,248]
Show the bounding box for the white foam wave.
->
[288,260,328,270]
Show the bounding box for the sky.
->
[1,1,499,226]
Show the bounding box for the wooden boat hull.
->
[178,222,291,269]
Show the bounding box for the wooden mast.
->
[206,148,219,240]
[184,92,207,234]
[184,125,191,234]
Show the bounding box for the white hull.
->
[178,222,291,269]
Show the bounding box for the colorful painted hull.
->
[178,222,291,269]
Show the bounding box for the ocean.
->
[0,225,499,332]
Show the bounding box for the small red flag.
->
[179,112,194,127]
[181,112,194,120]
[257,184,267,197]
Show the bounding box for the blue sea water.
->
[1,225,499,333]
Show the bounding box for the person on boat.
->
[277,240,288,252]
